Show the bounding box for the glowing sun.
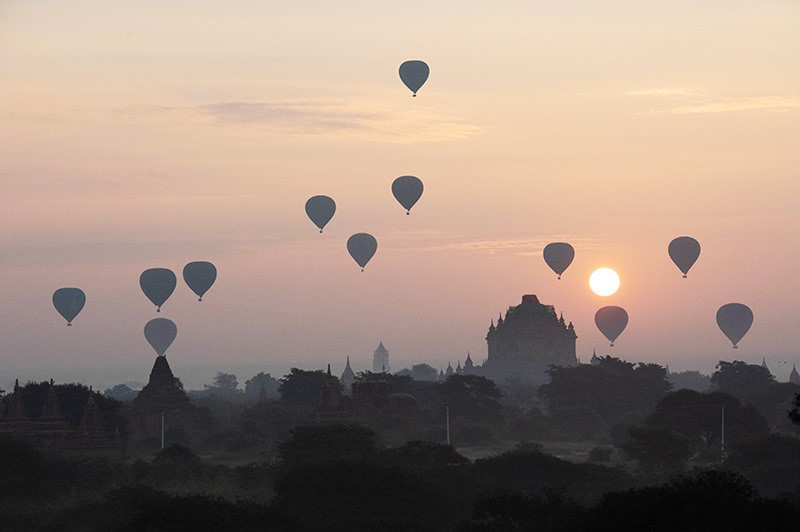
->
[590,268,620,296]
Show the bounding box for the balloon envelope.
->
[399,60,429,96]
[595,306,629,346]
[668,236,701,278]
[52,288,86,325]
[392,176,424,214]
[144,318,177,357]
[716,303,753,348]
[543,243,575,279]
[140,268,177,312]
[347,233,378,271]
[305,195,336,233]
[183,261,217,301]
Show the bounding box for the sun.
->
[589,268,620,296]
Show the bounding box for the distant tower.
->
[762,356,770,374]
[341,356,355,392]
[445,362,454,377]
[456,361,463,374]
[590,349,600,366]
[790,364,800,385]
[373,342,390,373]
[464,352,474,374]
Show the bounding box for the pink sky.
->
[2,1,799,389]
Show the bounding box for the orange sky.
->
[1,1,799,388]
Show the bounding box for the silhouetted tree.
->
[355,370,412,393]
[540,357,671,428]
[277,424,378,466]
[616,425,694,472]
[438,374,502,419]
[589,470,799,531]
[278,368,331,407]
[644,389,769,459]
[243,372,279,400]
[410,363,439,381]
[668,370,710,392]
[790,393,800,425]
[711,361,773,398]
[103,383,139,401]
[464,490,587,531]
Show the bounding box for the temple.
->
[479,294,577,384]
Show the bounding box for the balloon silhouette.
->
[305,195,336,233]
[399,60,429,96]
[716,303,753,348]
[347,233,378,271]
[668,236,701,278]
[392,176,424,215]
[139,268,177,312]
[595,306,629,346]
[183,261,217,301]
[52,288,86,326]
[144,317,177,357]
[543,243,575,280]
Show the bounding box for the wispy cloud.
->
[658,96,800,115]
[627,88,800,114]
[625,87,707,100]
[131,99,482,142]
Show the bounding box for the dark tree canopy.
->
[278,368,334,408]
[277,424,378,466]
[243,372,279,399]
[632,389,770,465]
[711,361,773,397]
[539,356,671,427]
[438,374,502,419]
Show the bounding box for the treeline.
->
[2,426,799,530]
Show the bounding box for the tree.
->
[438,374,502,419]
[643,389,769,460]
[790,393,800,425]
[668,370,710,392]
[243,372,278,400]
[103,383,139,401]
[616,425,694,472]
[277,424,378,465]
[278,368,332,407]
[206,372,238,391]
[410,364,439,381]
[355,371,412,393]
[539,357,671,428]
[711,361,773,398]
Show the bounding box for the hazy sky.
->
[2,1,799,389]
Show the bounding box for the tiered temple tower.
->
[373,342,390,373]
[483,294,577,384]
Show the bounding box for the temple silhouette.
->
[465,294,577,384]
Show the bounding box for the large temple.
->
[479,294,577,384]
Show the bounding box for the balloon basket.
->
[67,323,72,327]
[683,274,687,278]
[157,308,160,313]
[198,298,203,302]
[319,229,323,233]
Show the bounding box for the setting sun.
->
[589,268,620,297]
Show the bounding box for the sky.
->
[1,1,799,390]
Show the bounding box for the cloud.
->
[657,96,800,115]
[626,88,800,114]
[625,87,707,100]
[136,99,482,142]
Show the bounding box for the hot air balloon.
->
[144,317,177,357]
[668,236,701,278]
[183,261,217,301]
[52,288,86,326]
[140,268,177,312]
[399,60,429,96]
[347,233,378,271]
[543,243,575,280]
[716,303,753,348]
[595,306,628,346]
[305,195,336,233]
[392,176,424,215]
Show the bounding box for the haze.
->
[2,1,799,389]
